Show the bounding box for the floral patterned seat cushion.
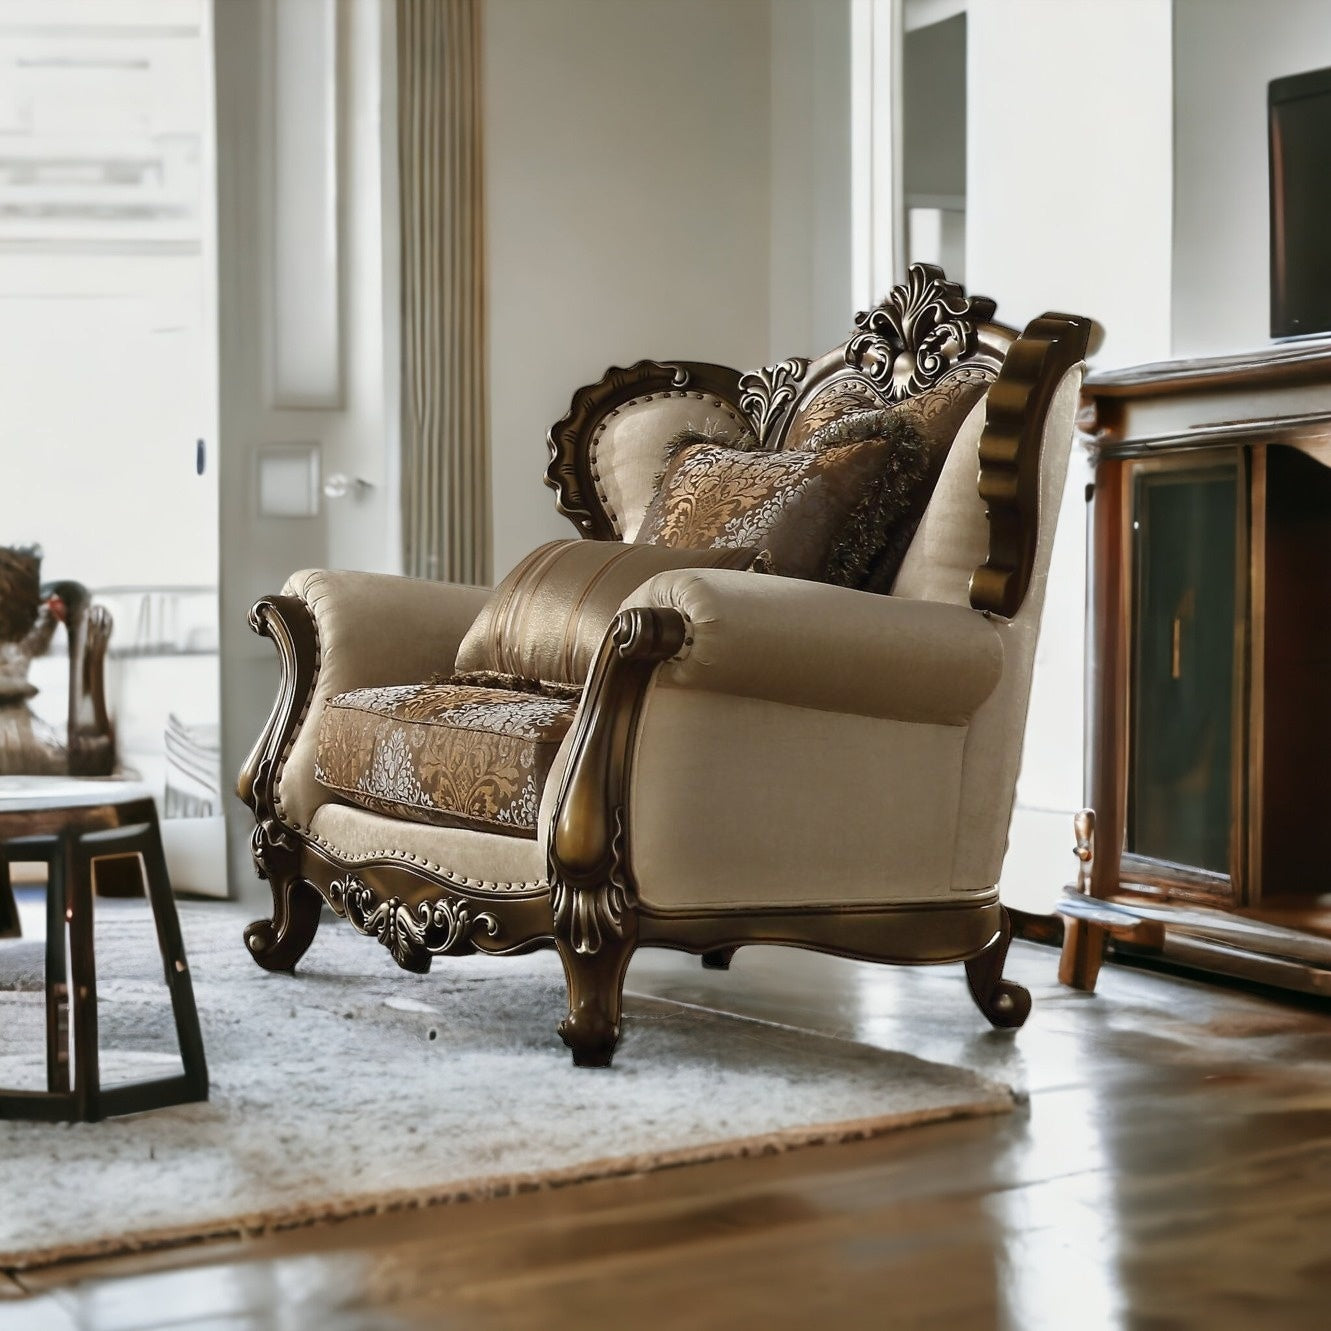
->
[315,683,578,839]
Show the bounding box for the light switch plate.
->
[256,443,321,518]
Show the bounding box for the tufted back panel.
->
[589,393,750,541]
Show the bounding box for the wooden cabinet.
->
[1062,342,1331,995]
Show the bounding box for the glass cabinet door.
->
[1127,460,1241,878]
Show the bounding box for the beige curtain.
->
[398,0,490,584]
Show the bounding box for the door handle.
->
[323,473,374,500]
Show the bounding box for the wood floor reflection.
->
[4,935,1330,1329]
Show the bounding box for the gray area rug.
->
[0,901,1013,1270]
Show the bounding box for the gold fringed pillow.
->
[805,411,936,593]
[453,539,759,691]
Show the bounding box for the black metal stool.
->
[0,821,208,1122]
[0,850,19,939]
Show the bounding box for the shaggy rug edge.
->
[0,1091,1014,1273]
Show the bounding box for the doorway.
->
[0,0,224,895]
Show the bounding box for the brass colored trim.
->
[1073,809,1095,894]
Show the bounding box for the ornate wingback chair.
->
[239,266,1092,1067]
[0,546,114,777]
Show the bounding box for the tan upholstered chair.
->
[239,266,1093,1066]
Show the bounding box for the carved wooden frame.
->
[544,360,747,540]
[237,594,556,977]
[240,270,1088,1065]
[970,313,1093,617]
[543,266,1019,540]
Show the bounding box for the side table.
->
[0,778,208,1122]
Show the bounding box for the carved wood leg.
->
[1058,918,1107,993]
[244,820,322,973]
[555,908,637,1069]
[245,875,322,973]
[965,907,1031,1030]
[701,947,738,971]
[546,608,687,1067]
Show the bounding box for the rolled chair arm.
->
[622,568,1004,725]
[240,569,491,830]
[282,568,490,697]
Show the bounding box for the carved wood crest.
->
[328,874,500,973]
[846,263,998,401]
[738,358,810,447]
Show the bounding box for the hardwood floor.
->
[4,925,1331,1329]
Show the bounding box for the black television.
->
[1270,65,1331,339]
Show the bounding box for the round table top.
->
[0,775,155,813]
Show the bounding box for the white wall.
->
[966,0,1174,909]
[483,0,774,579]
[1173,0,1331,356]
[770,0,853,358]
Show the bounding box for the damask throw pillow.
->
[453,538,759,691]
[634,438,881,579]
[779,367,995,592]
[634,423,934,588]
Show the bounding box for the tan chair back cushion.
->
[590,396,751,540]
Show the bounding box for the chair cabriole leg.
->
[556,936,635,1068]
[701,947,738,971]
[965,906,1031,1029]
[554,889,637,1068]
[244,819,322,972]
[244,874,322,973]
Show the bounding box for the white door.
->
[0,0,226,894]
[213,0,401,891]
